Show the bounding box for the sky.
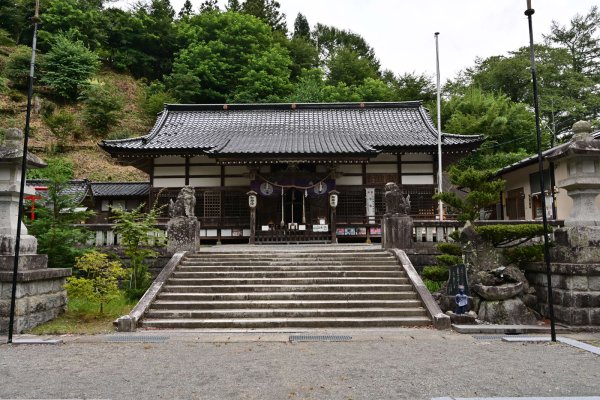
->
[115,0,598,82]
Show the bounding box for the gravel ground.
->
[1,329,599,400]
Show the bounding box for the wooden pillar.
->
[329,190,339,244]
[247,191,257,244]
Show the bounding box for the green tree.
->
[443,88,539,154]
[65,251,125,314]
[168,11,292,103]
[384,71,436,103]
[111,203,163,300]
[225,0,242,12]
[544,6,600,76]
[3,45,39,89]
[293,13,311,40]
[37,0,106,51]
[327,46,379,87]
[283,36,318,81]
[241,0,287,32]
[199,0,219,13]
[40,34,99,101]
[26,160,93,269]
[0,0,36,44]
[178,0,194,18]
[80,80,124,134]
[433,166,505,222]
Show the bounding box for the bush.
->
[423,279,444,293]
[40,34,99,100]
[422,266,449,282]
[81,80,123,134]
[106,129,133,140]
[27,157,74,180]
[65,251,125,314]
[43,109,78,152]
[0,77,8,94]
[142,89,176,116]
[4,45,37,88]
[436,243,462,256]
[0,29,15,46]
[436,254,462,267]
[503,244,544,268]
[475,224,551,247]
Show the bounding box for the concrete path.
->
[1,328,599,400]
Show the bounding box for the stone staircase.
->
[139,246,431,329]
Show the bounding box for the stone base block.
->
[553,226,600,263]
[0,254,49,271]
[382,215,413,249]
[0,234,38,255]
[478,298,539,325]
[167,217,200,253]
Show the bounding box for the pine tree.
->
[178,0,194,18]
[293,13,310,40]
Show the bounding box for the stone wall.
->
[0,269,70,333]
[524,262,600,326]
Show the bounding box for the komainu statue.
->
[384,182,410,216]
[168,186,196,218]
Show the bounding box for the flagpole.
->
[435,32,444,221]
[7,0,40,343]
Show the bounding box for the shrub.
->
[4,45,38,88]
[65,251,125,314]
[81,80,123,134]
[436,243,462,256]
[423,279,444,293]
[436,254,462,267]
[111,203,164,300]
[0,77,8,94]
[106,129,133,140]
[503,244,544,268]
[43,109,78,152]
[142,89,176,117]
[474,224,551,247]
[0,29,15,46]
[422,266,449,282]
[27,157,74,180]
[40,34,99,100]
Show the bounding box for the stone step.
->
[166,277,409,286]
[145,307,428,319]
[171,271,405,279]
[139,316,432,329]
[179,260,398,266]
[183,255,395,261]
[157,291,418,301]
[176,265,402,272]
[162,284,414,293]
[151,299,423,310]
[186,250,390,258]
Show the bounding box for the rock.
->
[477,298,539,325]
[446,311,477,324]
[473,282,524,301]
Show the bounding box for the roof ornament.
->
[223,104,228,110]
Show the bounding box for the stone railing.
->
[81,224,168,247]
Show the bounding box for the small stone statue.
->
[455,285,468,315]
[384,182,411,216]
[168,186,196,218]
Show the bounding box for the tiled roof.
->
[90,182,150,197]
[100,102,483,158]
[26,179,90,204]
[496,130,600,176]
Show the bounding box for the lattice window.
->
[337,190,365,217]
[404,185,436,217]
[204,191,221,218]
[223,191,249,219]
[375,188,385,216]
[366,173,398,186]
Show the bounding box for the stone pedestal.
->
[167,217,200,253]
[382,215,413,249]
[552,226,600,264]
[0,257,71,333]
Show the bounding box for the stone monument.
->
[166,186,200,253]
[0,128,72,333]
[381,182,414,249]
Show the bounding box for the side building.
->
[100,102,482,243]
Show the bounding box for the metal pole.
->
[525,1,556,342]
[7,0,40,344]
[434,32,444,221]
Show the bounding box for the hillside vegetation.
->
[0,0,599,179]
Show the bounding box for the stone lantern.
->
[547,120,600,227]
[0,128,72,333]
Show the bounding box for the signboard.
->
[365,188,375,224]
[313,224,328,232]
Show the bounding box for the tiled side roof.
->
[26,179,90,204]
[90,182,151,197]
[100,102,482,157]
[496,130,600,176]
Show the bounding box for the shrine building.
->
[100,102,482,243]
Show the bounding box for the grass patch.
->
[583,339,600,348]
[28,294,136,335]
